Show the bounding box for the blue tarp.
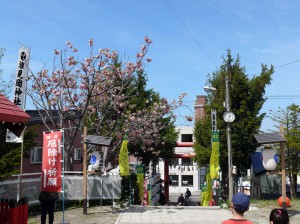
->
[251,152,266,176]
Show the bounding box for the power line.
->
[275,59,300,69]
[267,95,300,100]
[164,0,218,69]
[251,59,300,77]
[164,0,300,80]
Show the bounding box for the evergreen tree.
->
[194,50,274,186]
[0,125,37,180]
[268,104,300,199]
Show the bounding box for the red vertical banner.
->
[41,131,62,192]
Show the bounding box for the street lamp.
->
[204,86,216,92]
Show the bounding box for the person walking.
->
[185,188,191,198]
[39,191,59,224]
[269,209,290,224]
[184,188,192,205]
[221,192,253,224]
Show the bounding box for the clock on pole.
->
[223,111,235,123]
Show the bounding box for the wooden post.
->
[83,126,87,215]
[19,126,27,200]
[164,160,169,202]
[280,125,287,210]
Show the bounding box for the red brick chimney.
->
[194,95,206,121]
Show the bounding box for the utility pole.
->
[225,71,233,202]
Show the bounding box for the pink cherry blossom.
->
[28,37,190,171]
[54,49,60,55]
[89,39,94,46]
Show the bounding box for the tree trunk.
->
[291,173,297,199]
[64,144,73,171]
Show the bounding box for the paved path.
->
[115,206,232,224]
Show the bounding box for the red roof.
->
[0,94,31,124]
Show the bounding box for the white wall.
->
[159,126,200,194]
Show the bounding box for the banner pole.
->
[83,126,88,215]
[60,128,69,224]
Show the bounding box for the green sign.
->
[136,164,144,174]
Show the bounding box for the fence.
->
[219,185,300,201]
[0,197,28,224]
[250,185,300,200]
[0,172,122,206]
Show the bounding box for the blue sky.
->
[1,0,300,131]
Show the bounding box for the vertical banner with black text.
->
[6,46,30,142]
[42,131,62,192]
[13,46,30,108]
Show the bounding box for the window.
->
[181,134,193,142]
[74,148,82,160]
[31,147,42,163]
[169,175,179,186]
[170,158,179,167]
[182,175,193,186]
[181,158,193,166]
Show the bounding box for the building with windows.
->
[22,110,83,173]
[194,95,206,121]
[159,126,198,193]
[158,95,207,194]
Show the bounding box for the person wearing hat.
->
[221,192,254,224]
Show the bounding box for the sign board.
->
[85,135,112,146]
[41,131,62,192]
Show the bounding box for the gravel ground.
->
[27,206,120,224]
[27,204,300,224]
[245,205,300,224]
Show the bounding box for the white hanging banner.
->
[6,46,30,143]
[5,129,23,143]
[13,46,30,109]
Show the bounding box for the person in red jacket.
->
[221,192,253,224]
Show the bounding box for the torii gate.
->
[164,142,195,202]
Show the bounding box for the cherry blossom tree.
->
[27,37,188,170]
